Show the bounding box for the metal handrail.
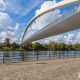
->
[0,51,78,63]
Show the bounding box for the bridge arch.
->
[21,0,80,45]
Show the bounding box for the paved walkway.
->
[0,57,80,80]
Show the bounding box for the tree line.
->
[0,38,80,51]
[23,42,80,51]
[0,38,19,51]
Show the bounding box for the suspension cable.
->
[46,11,53,25]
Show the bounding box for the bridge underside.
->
[21,11,80,45]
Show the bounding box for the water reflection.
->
[4,54,10,57]
[0,51,80,63]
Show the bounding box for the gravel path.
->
[0,57,80,80]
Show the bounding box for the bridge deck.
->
[21,5,80,45]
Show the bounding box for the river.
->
[0,51,80,63]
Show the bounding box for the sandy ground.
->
[0,57,80,80]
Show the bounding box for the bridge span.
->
[20,0,80,46]
[20,4,80,45]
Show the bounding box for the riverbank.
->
[0,57,80,80]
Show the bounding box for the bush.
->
[10,46,15,50]
[16,48,20,51]
[4,48,10,51]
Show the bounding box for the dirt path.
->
[0,57,80,80]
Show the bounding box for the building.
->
[49,41,55,44]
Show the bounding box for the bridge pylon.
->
[20,46,22,51]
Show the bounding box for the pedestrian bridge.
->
[20,0,80,46]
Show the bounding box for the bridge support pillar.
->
[20,46,22,51]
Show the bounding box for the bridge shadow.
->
[36,63,48,64]
[5,62,48,65]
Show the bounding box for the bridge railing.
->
[23,4,80,41]
[33,4,80,36]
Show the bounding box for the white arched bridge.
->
[20,0,80,48]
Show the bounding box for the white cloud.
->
[4,0,21,14]
[35,0,56,15]
[1,38,5,43]
[68,33,75,40]
[43,31,80,44]
[0,12,20,43]
[1,31,7,37]
[0,12,12,27]
[12,36,20,43]
[1,0,43,16]
[0,0,6,11]
[14,23,19,31]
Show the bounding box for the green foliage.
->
[74,43,79,49]
[48,44,52,50]
[5,42,10,47]
[74,43,80,50]
[59,43,66,50]
[52,43,57,50]
[3,48,10,51]
[11,42,18,48]
[57,44,60,50]
[2,44,7,47]
[10,47,14,50]
[16,48,20,51]
[67,44,72,50]
[0,43,3,49]
[33,42,42,51]
[10,42,19,51]
[1,38,80,51]
[43,44,48,50]
[24,43,33,51]
[33,42,47,51]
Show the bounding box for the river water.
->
[0,51,80,63]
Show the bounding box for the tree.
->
[10,46,14,50]
[74,43,79,50]
[24,44,30,50]
[48,44,52,50]
[59,43,66,50]
[2,43,7,47]
[43,44,48,50]
[28,43,33,48]
[52,43,57,50]
[67,44,72,50]
[5,38,10,47]
[5,38,10,43]
[24,43,33,50]
[0,43,3,49]
[10,42,18,50]
[57,44,60,50]
[33,42,42,50]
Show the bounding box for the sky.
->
[0,0,80,44]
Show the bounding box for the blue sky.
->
[0,0,80,44]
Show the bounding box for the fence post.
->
[23,52,24,61]
[67,51,68,58]
[3,52,5,64]
[59,51,60,58]
[37,52,38,60]
[49,51,50,59]
[74,51,75,57]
